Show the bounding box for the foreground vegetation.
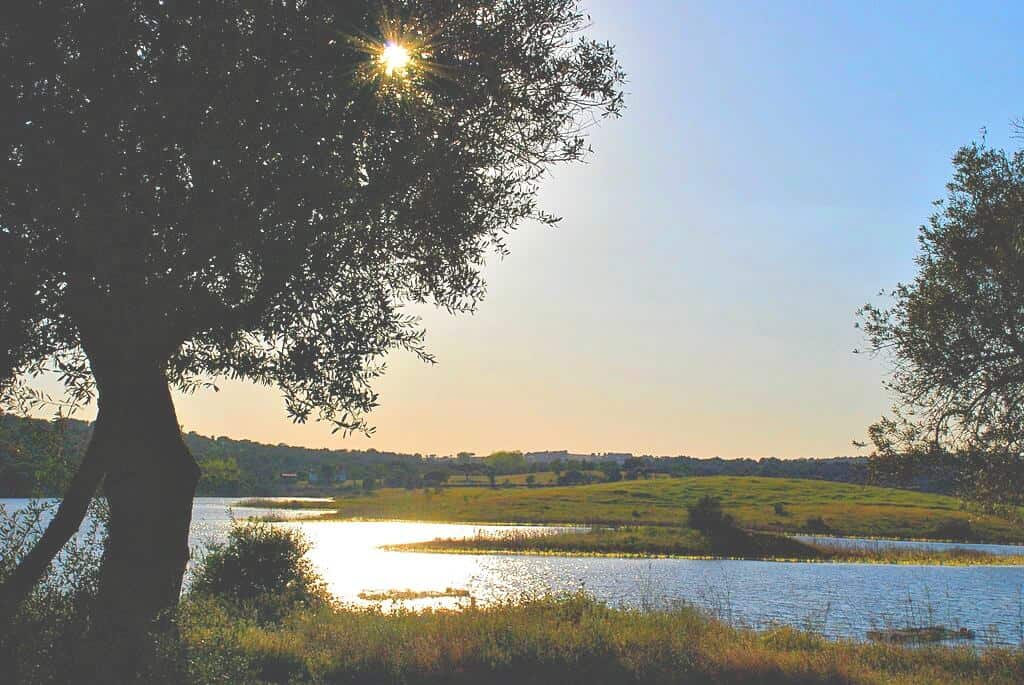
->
[6,510,1024,685]
[308,477,1024,543]
[174,594,1024,685]
[394,527,1024,566]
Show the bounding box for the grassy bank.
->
[393,526,1024,565]
[178,593,1024,685]
[302,477,1024,543]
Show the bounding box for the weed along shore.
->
[173,524,1024,684]
[250,476,1024,565]
[389,527,1024,566]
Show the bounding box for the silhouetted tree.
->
[422,470,449,488]
[318,463,336,485]
[483,450,526,473]
[455,452,477,482]
[859,141,1024,507]
[687,495,734,534]
[600,462,622,482]
[0,1,622,676]
[556,468,586,485]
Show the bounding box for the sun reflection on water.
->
[283,520,572,610]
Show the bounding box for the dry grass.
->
[357,588,471,602]
[178,593,1024,684]
[391,526,1024,565]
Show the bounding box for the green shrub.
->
[189,520,328,623]
[932,519,973,541]
[0,500,106,685]
[805,516,831,534]
[687,495,735,533]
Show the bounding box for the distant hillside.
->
[0,414,424,496]
[0,413,949,497]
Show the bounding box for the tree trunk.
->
[81,360,200,683]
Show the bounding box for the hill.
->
[0,414,951,498]
[317,476,1024,543]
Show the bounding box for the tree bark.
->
[1,355,200,680]
[79,359,200,683]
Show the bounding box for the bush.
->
[687,495,735,533]
[804,516,831,534]
[557,469,588,486]
[932,518,973,541]
[773,502,789,516]
[189,520,328,623]
[0,500,107,685]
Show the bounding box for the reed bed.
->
[393,527,1024,566]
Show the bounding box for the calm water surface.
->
[793,534,1024,556]
[5,497,1024,645]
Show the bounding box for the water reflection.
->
[794,534,1024,557]
[5,498,1024,645]
[280,518,1024,645]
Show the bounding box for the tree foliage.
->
[0,0,624,431]
[189,521,328,623]
[484,450,526,473]
[686,495,734,534]
[859,143,1024,505]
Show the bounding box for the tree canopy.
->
[0,2,624,670]
[0,0,624,431]
[859,142,1024,505]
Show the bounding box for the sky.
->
[38,1,1024,459]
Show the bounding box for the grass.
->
[236,498,339,509]
[357,588,471,602]
[177,593,1024,685]
[392,526,1024,565]
[306,477,1024,543]
[390,526,820,560]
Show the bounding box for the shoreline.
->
[386,540,1024,566]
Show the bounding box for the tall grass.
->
[173,592,1024,685]
[392,526,1024,565]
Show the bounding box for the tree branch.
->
[0,425,106,627]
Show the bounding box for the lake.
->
[4,497,1024,645]
[794,534,1024,557]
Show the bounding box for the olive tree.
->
[0,0,622,673]
[859,142,1024,506]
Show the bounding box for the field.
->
[178,593,1024,685]
[299,476,1024,543]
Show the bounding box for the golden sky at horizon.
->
[21,1,1024,460]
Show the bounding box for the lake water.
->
[793,534,1024,556]
[4,497,1024,645]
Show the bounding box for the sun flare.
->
[380,42,412,76]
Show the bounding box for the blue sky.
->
[61,1,1024,458]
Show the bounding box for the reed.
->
[175,592,1024,685]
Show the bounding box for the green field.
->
[302,476,1024,543]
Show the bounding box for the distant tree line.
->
[0,414,958,498]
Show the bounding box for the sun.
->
[380,42,412,77]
